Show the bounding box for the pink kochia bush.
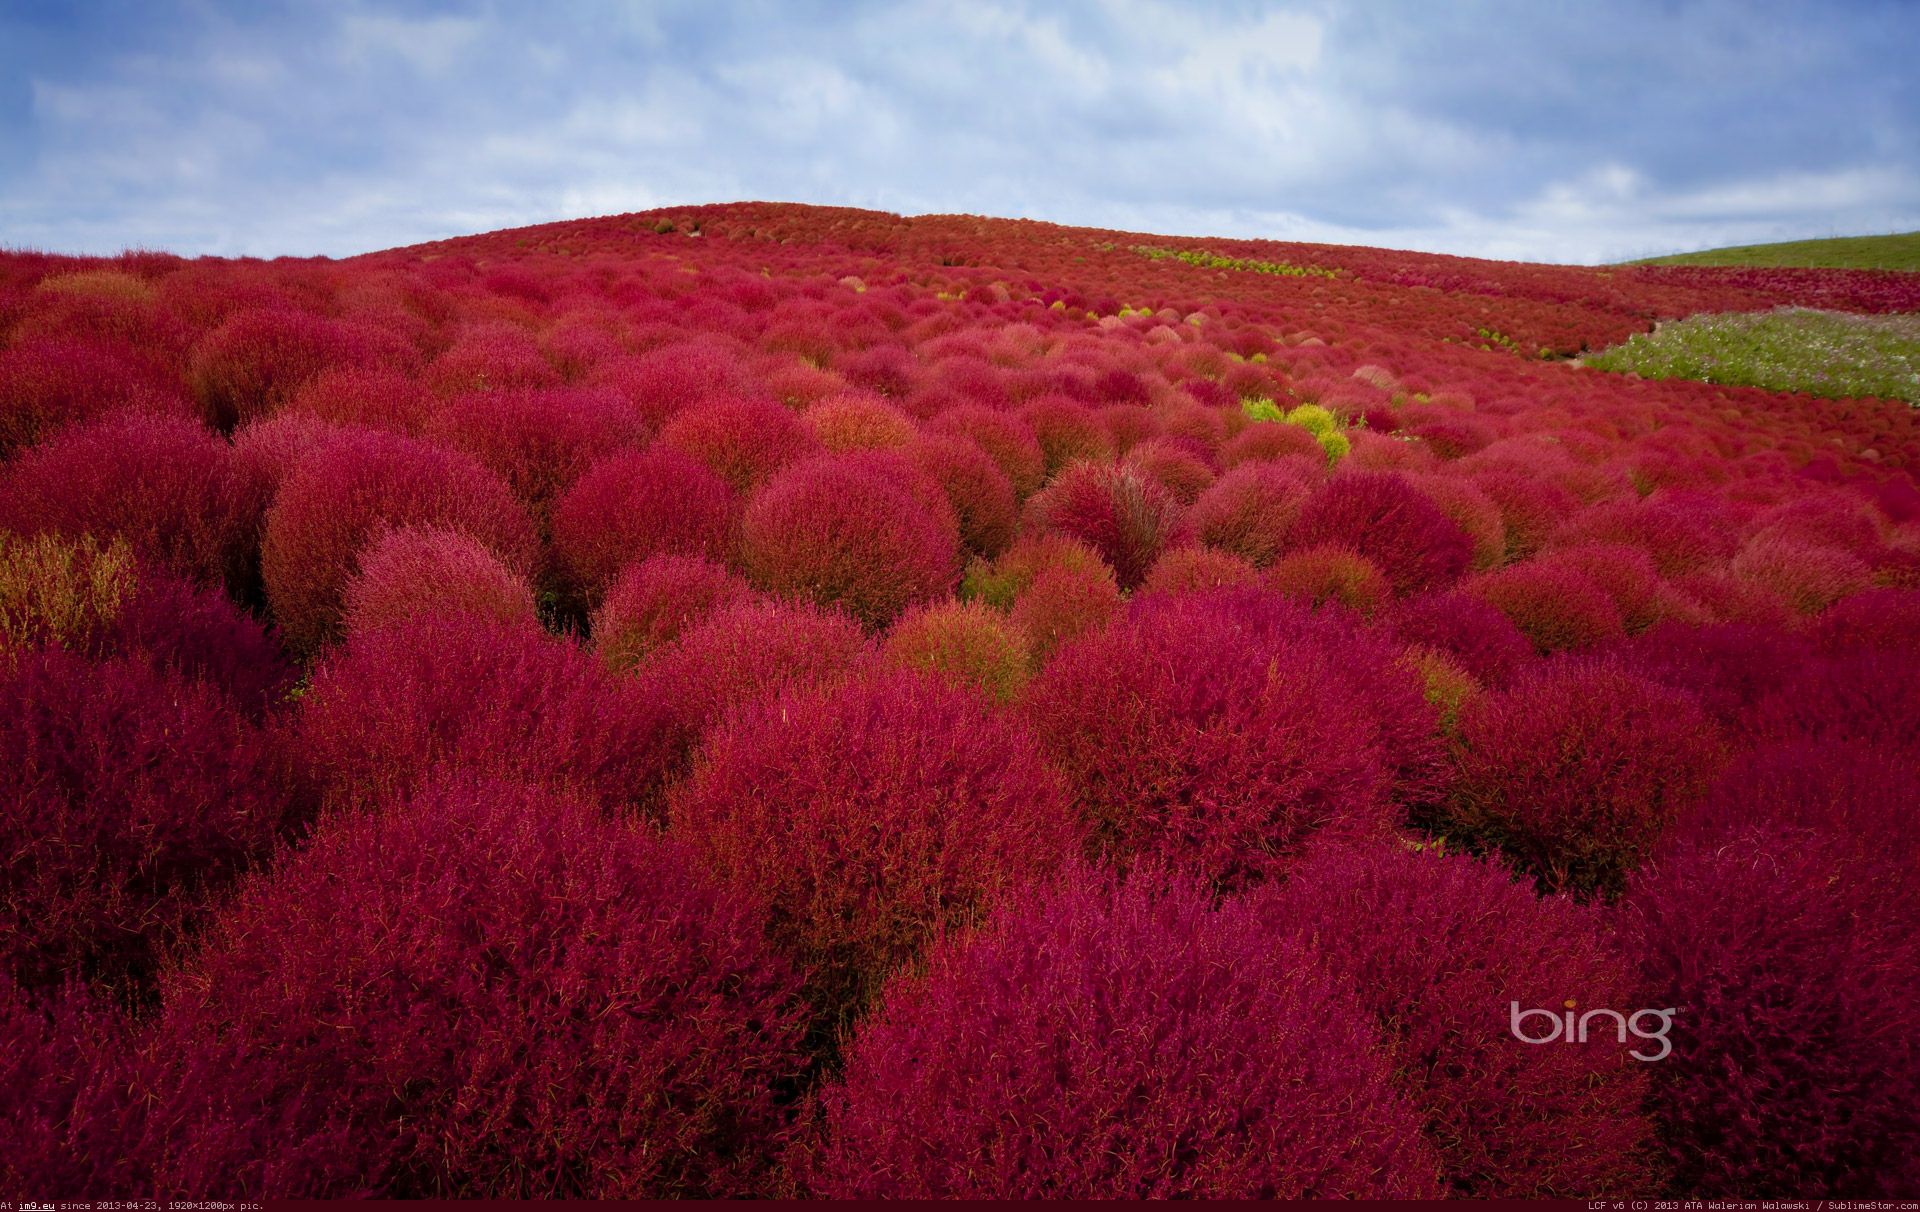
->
[1024,460,1184,589]
[340,526,538,636]
[144,776,809,1199]
[0,649,283,992]
[291,613,669,815]
[1443,657,1725,895]
[424,386,649,514]
[0,412,258,589]
[1023,589,1438,889]
[656,395,822,492]
[738,452,960,628]
[1253,840,1659,1197]
[591,553,756,672]
[669,670,1082,1026]
[1625,778,1920,1197]
[801,865,1444,1199]
[261,429,538,652]
[550,447,738,607]
[1288,471,1474,596]
[0,978,141,1193]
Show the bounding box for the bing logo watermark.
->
[1510,998,1676,1061]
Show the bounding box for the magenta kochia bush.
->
[424,386,649,513]
[907,433,1018,558]
[1288,471,1474,596]
[1252,840,1659,1197]
[94,567,294,716]
[1023,588,1439,889]
[1625,824,1919,1196]
[802,865,1444,1199]
[292,613,669,814]
[0,336,191,456]
[340,526,538,636]
[738,452,960,628]
[1389,589,1537,687]
[0,978,141,1193]
[260,429,538,652]
[0,650,284,992]
[551,446,739,606]
[0,412,257,589]
[145,776,809,1199]
[669,670,1081,1025]
[592,553,756,671]
[187,308,371,429]
[1443,657,1725,895]
[1024,459,1184,589]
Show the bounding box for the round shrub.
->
[930,405,1046,498]
[1217,415,1325,467]
[1251,840,1658,1197]
[424,387,649,514]
[1443,658,1725,895]
[0,532,137,657]
[423,323,561,396]
[1008,561,1123,668]
[0,978,139,1194]
[1624,828,1918,1196]
[739,452,959,628]
[1729,533,1873,615]
[960,531,1107,611]
[1669,739,1920,862]
[1611,620,1812,732]
[1267,543,1391,617]
[1023,589,1426,889]
[1550,542,1675,634]
[907,433,1018,558]
[669,670,1081,1026]
[91,566,293,716]
[1469,469,1579,562]
[636,599,870,788]
[1388,589,1537,687]
[341,526,537,636]
[592,553,755,672]
[1122,436,1216,504]
[881,597,1030,703]
[282,367,432,433]
[0,336,191,456]
[1813,586,1920,655]
[0,649,283,992]
[261,429,538,652]
[1464,559,1626,653]
[1548,497,1734,577]
[187,308,369,429]
[292,613,669,815]
[657,395,822,492]
[1020,396,1114,475]
[804,393,915,452]
[1410,474,1507,570]
[0,412,257,589]
[549,447,737,607]
[588,341,754,429]
[1024,460,1183,589]
[1186,459,1315,567]
[146,776,809,1199]
[1138,544,1261,597]
[802,865,1443,1199]
[1753,647,1920,756]
[1288,471,1474,596]
[229,412,359,510]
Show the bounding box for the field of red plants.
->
[3,202,1916,1199]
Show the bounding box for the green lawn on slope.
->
[1585,307,1920,402]
[1628,231,1920,272]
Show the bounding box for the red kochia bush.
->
[930,405,1046,497]
[93,567,294,716]
[1625,826,1919,1196]
[187,308,371,429]
[592,553,756,671]
[0,336,191,455]
[1008,561,1123,668]
[1288,471,1474,596]
[739,452,959,628]
[1024,460,1183,589]
[907,433,1018,558]
[146,776,809,1199]
[657,395,822,492]
[292,613,669,814]
[340,526,538,636]
[261,429,538,652]
[0,650,282,992]
[1267,543,1391,617]
[0,412,256,589]
[1612,621,1812,732]
[1389,589,1537,686]
[803,865,1443,1199]
[1465,559,1626,653]
[551,447,739,607]
[669,670,1081,1025]
[1753,647,1920,757]
[424,387,649,513]
[1444,658,1725,894]
[1123,436,1217,504]
[1138,544,1262,597]
[1,978,140,1193]
[1023,589,1423,889]
[282,367,433,433]
[1186,457,1318,566]
[1253,840,1658,1197]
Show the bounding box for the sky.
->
[2,0,1917,265]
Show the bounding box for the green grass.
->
[1628,231,1920,272]
[1585,308,1920,402]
